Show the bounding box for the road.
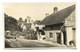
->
[5,38,66,48]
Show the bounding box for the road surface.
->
[5,38,66,48]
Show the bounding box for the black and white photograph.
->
[4,2,76,48]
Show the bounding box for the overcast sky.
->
[3,2,75,21]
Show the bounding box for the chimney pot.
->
[54,7,58,13]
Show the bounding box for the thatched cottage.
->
[36,5,76,46]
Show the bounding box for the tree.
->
[4,13,22,31]
[34,20,41,25]
[19,17,23,22]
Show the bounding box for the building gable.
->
[64,11,75,27]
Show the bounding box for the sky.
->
[3,2,75,21]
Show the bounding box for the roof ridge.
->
[39,4,75,25]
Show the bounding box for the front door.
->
[57,33,61,44]
[63,32,67,45]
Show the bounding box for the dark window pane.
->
[49,33,53,38]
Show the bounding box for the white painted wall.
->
[37,32,45,41]
[66,27,73,45]
[45,30,61,42]
[64,10,75,45]
[64,11,75,27]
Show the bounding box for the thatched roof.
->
[39,5,75,25]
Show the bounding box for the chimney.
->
[54,7,58,13]
[25,19,27,22]
[45,13,49,17]
[27,16,31,23]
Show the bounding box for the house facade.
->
[37,5,76,46]
[18,17,32,32]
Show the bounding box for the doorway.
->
[63,32,67,45]
[56,33,61,44]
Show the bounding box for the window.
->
[72,28,76,30]
[39,30,45,35]
[49,33,53,38]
